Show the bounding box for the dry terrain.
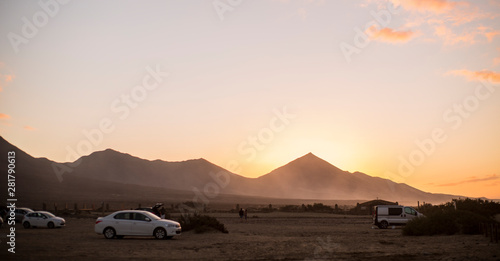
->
[1,212,499,261]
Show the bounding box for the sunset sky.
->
[1,0,499,199]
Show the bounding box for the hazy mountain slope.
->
[0,137,213,206]
[0,136,462,204]
[68,148,248,194]
[252,153,458,202]
[0,136,62,202]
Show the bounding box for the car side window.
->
[114,212,133,220]
[404,207,416,215]
[134,213,148,221]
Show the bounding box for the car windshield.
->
[146,212,160,220]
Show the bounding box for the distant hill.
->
[0,136,209,207]
[251,153,457,203]
[69,148,249,194]
[0,136,463,206]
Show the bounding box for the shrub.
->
[280,205,301,212]
[403,211,459,236]
[402,216,429,236]
[428,211,460,235]
[455,210,490,234]
[178,213,228,234]
[403,209,494,236]
[404,199,500,236]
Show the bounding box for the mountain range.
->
[0,136,462,206]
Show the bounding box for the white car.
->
[22,211,66,229]
[95,210,181,240]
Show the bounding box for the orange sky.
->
[0,0,499,199]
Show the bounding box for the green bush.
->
[178,213,228,234]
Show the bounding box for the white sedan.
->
[95,210,181,240]
[22,211,66,229]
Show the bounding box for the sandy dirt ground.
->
[1,212,499,261]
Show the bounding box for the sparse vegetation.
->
[403,198,499,236]
[403,211,459,236]
[16,212,500,260]
[178,213,228,234]
[278,203,335,213]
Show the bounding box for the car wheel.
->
[23,222,31,229]
[379,221,389,229]
[103,227,116,239]
[48,222,55,229]
[154,227,167,239]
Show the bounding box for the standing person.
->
[160,207,166,219]
[152,203,163,217]
[152,206,160,217]
[244,208,248,221]
[239,208,244,221]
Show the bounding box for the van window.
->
[404,207,416,216]
[388,208,402,215]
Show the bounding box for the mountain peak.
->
[90,148,132,158]
[86,149,213,165]
[293,152,332,166]
[302,152,318,158]
[259,152,343,179]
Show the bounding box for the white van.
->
[373,205,423,229]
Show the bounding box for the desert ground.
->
[1,212,499,261]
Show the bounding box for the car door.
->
[112,212,134,235]
[130,213,154,236]
[403,207,418,223]
[24,213,35,225]
[30,213,45,227]
[38,213,50,227]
